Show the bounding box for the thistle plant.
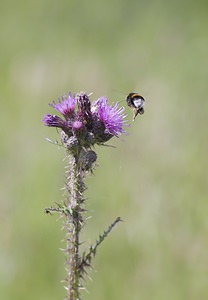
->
[42,91,128,300]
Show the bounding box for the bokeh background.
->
[1,0,208,299]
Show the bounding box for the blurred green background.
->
[1,0,208,299]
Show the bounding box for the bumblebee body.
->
[126,93,145,121]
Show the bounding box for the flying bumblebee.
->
[126,93,145,121]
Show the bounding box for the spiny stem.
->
[64,154,85,300]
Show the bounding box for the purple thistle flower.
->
[42,114,65,128]
[49,93,76,118]
[42,114,70,134]
[42,91,131,299]
[72,120,84,131]
[93,97,127,137]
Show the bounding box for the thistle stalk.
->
[42,91,129,299]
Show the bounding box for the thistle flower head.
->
[92,97,127,137]
[49,93,76,119]
[42,114,67,129]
